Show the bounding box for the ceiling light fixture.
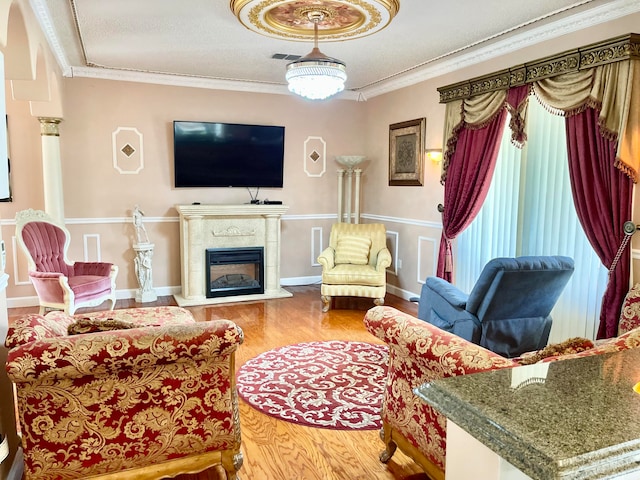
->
[285,10,347,101]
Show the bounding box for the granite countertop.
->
[414,348,640,480]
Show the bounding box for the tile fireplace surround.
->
[174,204,292,306]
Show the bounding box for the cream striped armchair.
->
[317,223,392,312]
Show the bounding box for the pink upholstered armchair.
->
[15,208,118,315]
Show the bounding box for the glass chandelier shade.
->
[285,13,347,100]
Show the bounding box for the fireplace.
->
[175,204,292,306]
[205,247,264,298]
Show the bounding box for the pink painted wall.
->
[1,5,639,305]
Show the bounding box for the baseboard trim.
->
[6,281,414,309]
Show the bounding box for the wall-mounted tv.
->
[173,121,285,188]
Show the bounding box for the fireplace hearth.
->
[206,247,264,298]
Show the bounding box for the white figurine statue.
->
[133,205,150,244]
[135,248,153,293]
[134,244,157,303]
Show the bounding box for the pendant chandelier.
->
[285,10,347,101]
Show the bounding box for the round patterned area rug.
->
[236,340,388,430]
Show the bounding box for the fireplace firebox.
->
[205,247,264,298]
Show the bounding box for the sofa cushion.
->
[515,337,594,365]
[535,326,640,364]
[49,306,196,327]
[618,283,640,336]
[335,235,371,265]
[67,317,137,335]
[5,313,73,348]
[322,263,385,286]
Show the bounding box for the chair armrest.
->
[73,261,114,277]
[28,271,70,303]
[373,247,392,271]
[6,320,244,383]
[418,278,479,342]
[364,306,515,378]
[317,247,335,269]
[29,271,63,280]
[424,277,467,308]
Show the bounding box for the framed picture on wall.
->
[388,117,425,186]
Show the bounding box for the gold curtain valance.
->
[438,34,640,104]
[439,33,640,183]
[533,60,640,181]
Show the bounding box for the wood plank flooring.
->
[8,286,430,480]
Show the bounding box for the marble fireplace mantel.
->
[174,204,292,306]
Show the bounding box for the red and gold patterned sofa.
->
[364,305,640,480]
[5,306,244,480]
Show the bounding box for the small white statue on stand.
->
[133,205,150,244]
[132,205,157,303]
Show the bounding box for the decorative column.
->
[337,169,345,222]
[345,169,353,224]
[335,156,366,224]
[133,243,157,303]
[354,168,362,224]
[38,118,65,224]
[186,215,205,299]
[264,214,281,295]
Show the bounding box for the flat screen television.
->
[173,121,285,188]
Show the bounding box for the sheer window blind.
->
[457,98,607,342]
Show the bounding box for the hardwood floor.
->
[8,286,429,480]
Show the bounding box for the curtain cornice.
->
[438,33,640,104]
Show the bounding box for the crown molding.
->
[30,0,640,101]
[30,0,73,76]
[358,0,640,99]
[68,66,361,101]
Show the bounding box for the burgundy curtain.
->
[437,108,507,281]
[565,107,633,338]
[438,85,530,281]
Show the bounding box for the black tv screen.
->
[173,121,285,188]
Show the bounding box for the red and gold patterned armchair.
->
[364,306,640,480]
[5,306,244,480]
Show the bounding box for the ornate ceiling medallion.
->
[230,0,399,41]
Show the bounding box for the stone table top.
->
[414,348,640,480]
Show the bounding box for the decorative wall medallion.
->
[112,127,144,174]
[304,136,326,177]
[231,0,399,41]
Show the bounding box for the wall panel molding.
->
[82,233,102,262]
[311,226,323,267]
[417,236,438,284]
[386,230,399,275]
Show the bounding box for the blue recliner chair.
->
[416,256,575,358]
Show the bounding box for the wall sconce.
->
[426,149,443,163]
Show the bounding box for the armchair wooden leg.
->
[221,450,243,480]
[321,295,331,313]
[374,297,385,307]
[378,424,397,463]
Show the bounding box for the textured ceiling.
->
[34,0,640,98]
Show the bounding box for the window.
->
[456,98,607,342]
